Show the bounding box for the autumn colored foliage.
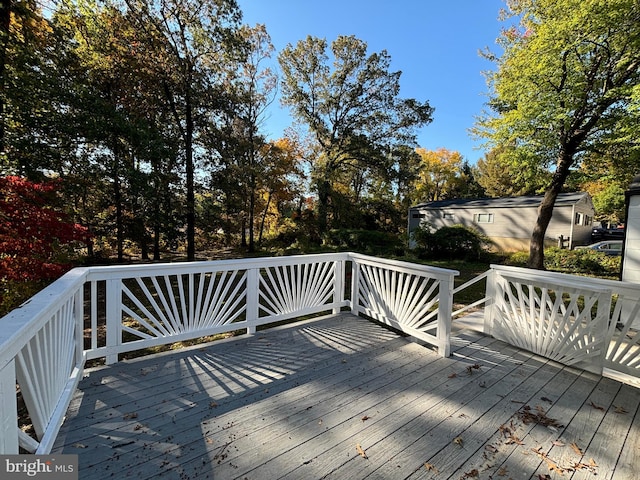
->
[0,176,90,283]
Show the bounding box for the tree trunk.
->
[317,178,331,234]
[527,149,575,269]
[185,90,196,261]
[0,0,9,156]
[258,190,272,246]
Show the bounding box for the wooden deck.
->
[53,313,640,479]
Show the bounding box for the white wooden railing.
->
[452,265,640,387]
[0,253,458,455]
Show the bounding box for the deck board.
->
[53,313,640,479]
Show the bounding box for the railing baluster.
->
[0,359,18,454]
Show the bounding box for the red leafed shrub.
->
[0,176,90,283]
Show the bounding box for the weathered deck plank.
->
[53,313,640,479]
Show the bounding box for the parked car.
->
[591,225,625,241]
[576,240,623,256]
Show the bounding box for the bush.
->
[323,229,404,255]
[505,247,621,278]
[412,224,491,260]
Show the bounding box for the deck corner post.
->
[437,275,454,357]
[246,268,259,334]
[0,359,19,454]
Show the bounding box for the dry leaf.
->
[424,462,439,472]
[361,415,370,422]
[356,444,368,459]
[589,401,605,411]
[614,405,628,414]
[570,442,583,455]
[541,396,553,403]
[453,436,464,446]
[537,475,551,480]
[551,440,565,447]
[123,412,138,420]
[505,435,524,445]
[448,372,458,378]
[588,458,598,467]
[206,438,214,444]
[72,443,87,449]
[209,402,218,408]
[462,469,479,478]
[497,466,508,476]
[546,458,566,474]
[485,444,499,454]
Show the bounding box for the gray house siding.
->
[409,192,595,251]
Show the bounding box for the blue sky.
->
[236,0,511,164]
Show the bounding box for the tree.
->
[123,0,243,260]
[475,147,549,197]
[411,148,464,203]
[0,176,89,281]
[278,35,433,232]
[476,0,640,268]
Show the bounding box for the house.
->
[408,192,595,251]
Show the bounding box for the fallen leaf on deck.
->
[206,438,214,444]
[614,405,628,414]
[123,412,138,420]
[570,442,583,455]
[551,440,565,447]
[537,475,551,480]
[448,372,458,378]
[485,444,499,454]
[541,396,553,403]
[497,466,508,476]
[361,415,370,422]
[424,462,439,472]
[589,401,604,411]
[209,402,218,408]
[72,443,87,449]
[453,436,464,446]
[462,469,479,478]
[356,444,368,459]
[506,435,524,445]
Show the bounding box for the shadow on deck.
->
[53,314,640,480]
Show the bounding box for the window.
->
[474,213,494,224]
[443,212,455,220]
[412,212,426,219]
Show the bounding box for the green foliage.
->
[412,224,492,261]
[278,35,433,231]
[476,0,640,268]
[323,229,404,256]
[506,247,621,278]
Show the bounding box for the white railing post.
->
[437,275,453,357]
[333,260,345,314]
[0,359,18,454]
[74,288,84,365]
[350,258,360,315]
[246,268,259,334]
[483,268,497,336]
[105,279,122,365]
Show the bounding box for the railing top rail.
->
[85,252,352,281]
[490,264,616,293]
[0,267,89,371]
[350,252,459,279]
